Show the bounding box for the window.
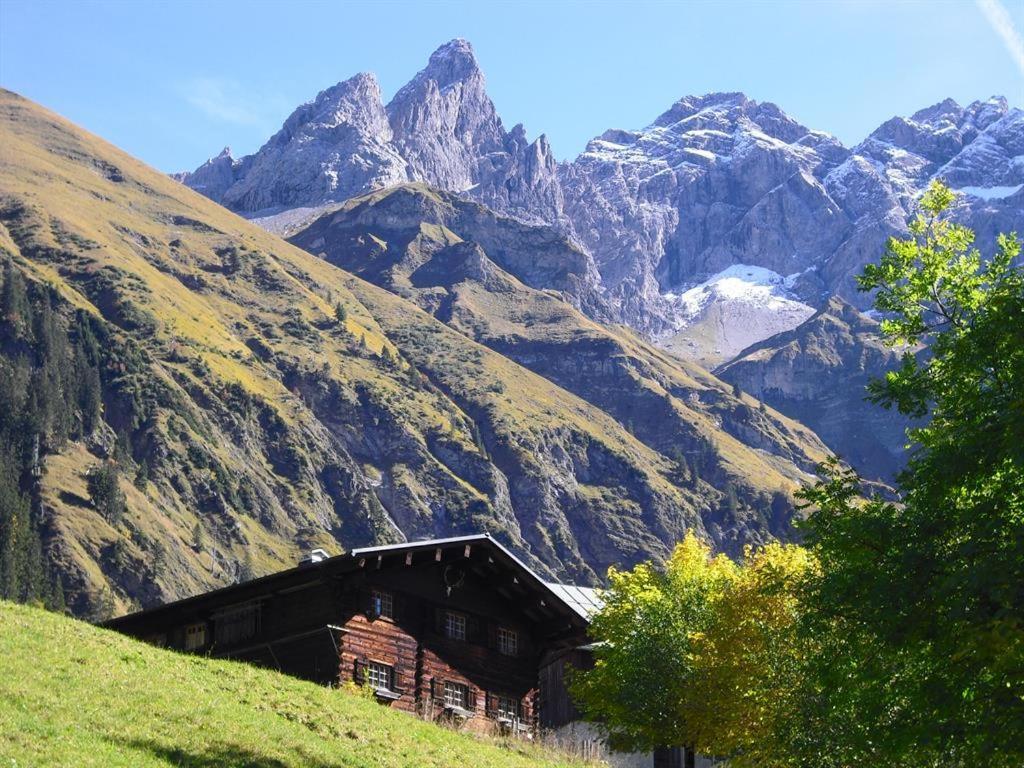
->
[444,611,466,641]
[214,603,260,646]
[184,622,206,651]
[495,695,520,721]
[369,589,393,619]
[443,681,470,709]
[365,661,394,692]
[496,626,518,656]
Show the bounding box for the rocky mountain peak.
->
[279,71,389,139]
[417,38,482,88]
[385,40,503,192]
[651,91,749,129]
[649,92,808,144]
[964,95,1010,131]
[910,97,963,126]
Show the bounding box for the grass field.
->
[0,602,596,767]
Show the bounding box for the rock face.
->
[217,72,407,213]
[716,297,916,483]
[291,184,607,320]
[177,43,1023,371]
[560,93,1023,336]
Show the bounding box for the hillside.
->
[289,184,830,549]
[0,89,830,618]
[0,601,592,767]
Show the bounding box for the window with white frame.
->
[443,681,469,709]
[184,622,206,650]
[369,589,393,619]
[496,626,518,656]
[496,694,520,721]
[444,611,466,641]
[365,661,394,691]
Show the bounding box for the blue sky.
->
[1,0,1022,173]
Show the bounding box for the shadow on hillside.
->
[58,490,91,508]
[108,736,341,768]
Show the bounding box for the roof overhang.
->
[105,534,591,642]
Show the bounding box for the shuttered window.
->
[214,603,261,646]
[184,623,206,650]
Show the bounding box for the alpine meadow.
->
[0,2,1021,766]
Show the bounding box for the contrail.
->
[976,0,1024,76]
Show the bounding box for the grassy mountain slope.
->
[0,601,590,767]
[0,89,829,616]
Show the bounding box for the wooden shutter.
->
[485,692,497,719]
[467,686,477,711]
[353,658,365,684]
[486,622,497,650]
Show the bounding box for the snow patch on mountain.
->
[666,265,805,318]
[658,265,816,368]
[955,184,1023,200]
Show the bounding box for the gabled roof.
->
[105,534,594,640]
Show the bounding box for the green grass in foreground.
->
[0,602,596,767]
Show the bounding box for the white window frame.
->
[366,661,394,692]
[443,681,469,709]
[496,694,520,721]
[184,622,206,651]
[444,611,466,641]
[496,626,518,656]
[370,589,394,619]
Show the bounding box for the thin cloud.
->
[976,0,1024,76]
[180,76,279,126]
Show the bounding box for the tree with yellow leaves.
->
[570,531,815,766]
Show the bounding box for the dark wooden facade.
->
[107,535,589,734]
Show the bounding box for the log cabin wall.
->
[334,549,547,733]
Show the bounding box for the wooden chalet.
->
[106,534,590,735]
[107,533,710,766]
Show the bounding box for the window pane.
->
[366,662,393,691]
[444,612,466,641]
[497,627,517,656]
[370,590,393,619]
[497,695,519,720]
[443,681,468,708]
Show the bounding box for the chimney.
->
[300,548,330,566]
